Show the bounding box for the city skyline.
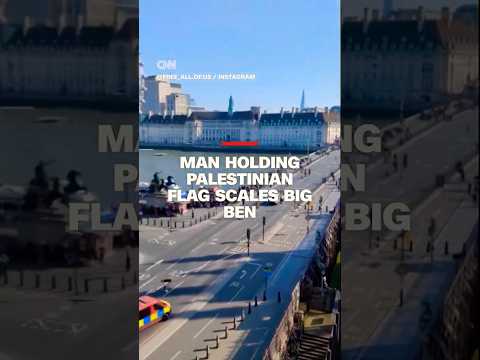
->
[140,0,340,112]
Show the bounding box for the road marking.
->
[249,264,262,280]
[193,314,218,339]
[166,258,183,270]
[140,275,157,289]
[239,270,247,280]
[169,350,182,360]
[167,280,185,296]
[191,242,205,253]
[229,285,245,303]
[145,259,164,271]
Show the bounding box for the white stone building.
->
[143,77,191,115]
[140,108,326,151]
[342,6,478,112]
[0,17,138,103]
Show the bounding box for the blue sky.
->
[140,0,340,112]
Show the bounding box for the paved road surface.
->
[342,107,478,358]
[139,150,340,360]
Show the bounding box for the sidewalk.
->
[357,191,478,360]
[342,156,479,359]
[206,193,341,360]
[0,246,138,297]
[348,100,476,174]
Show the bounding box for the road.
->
[342,106,478,358]
[139,150,340,360]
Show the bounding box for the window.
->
[422,62,434,91]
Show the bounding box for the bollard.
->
[444,241,449,255]
[205,345,209,359]
[233,317,236,330]
[190,220,192,227]
[19,270,24,287]
[277,291,281,303]
[208,212,211,219]
[121,276,126,290]
[240,310,244,322]
[248,302,252,314]
[174,222,177,228]
[51,275,56,290]
[215,335,219,349]
[224,326,228,339]
[393,238,398,250]
[84,279,89,293]
[399,288,404,307]
[167,221,170,228]
[254,296,258,307]
[160,220,163,227]
[35,274,40,288]
[409,240,413,252]
[103,278,108,293]
[68,277,73,291]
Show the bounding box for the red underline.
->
[221,141,259,147]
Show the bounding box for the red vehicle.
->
[138,296,172,331]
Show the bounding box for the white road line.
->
[166,258,183,270]
[229,285,245,303]
[167,280,185,295]
[193,314,218,339]
[192,260,211,273]
[146,259,164,271]
[190,242,205,253]
[248,264,262,280]
[169,350,182,360]
[239,270,247,280]
[140,275,157,289]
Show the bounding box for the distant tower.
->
[139,59,146,114]
[300,90,305,111]
[228,95,234,116]
[383,0,393,19]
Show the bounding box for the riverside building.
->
[140,106,327,151]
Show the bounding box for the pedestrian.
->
[428,217,436,239]
[126,253,131,272]
[0,253,9,282]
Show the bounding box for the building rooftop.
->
[2,18,138,48]
[142,110,325,126]
[342,13,477,51]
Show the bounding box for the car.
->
[138,296,172,331]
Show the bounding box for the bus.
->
[139,296,172,331]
